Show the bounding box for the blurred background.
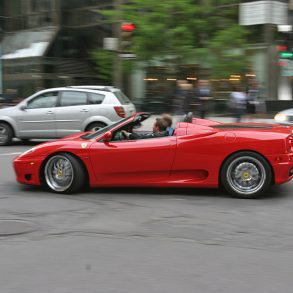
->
[0,0,293,115]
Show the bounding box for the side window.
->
[60,91,88,107]
[89,93,105,104]
[27,92,58,109]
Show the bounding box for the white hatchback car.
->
[0,86,136,145]
[274,108,293,125]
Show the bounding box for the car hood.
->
[16,133,94,160]
[0,105,17,114]
[59,132,92,141]
[278,108,293,115]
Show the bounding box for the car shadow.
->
[16,183,291,201]
[89,185,291,200]
[90,186,228,199]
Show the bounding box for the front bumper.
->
[13,156,44,186]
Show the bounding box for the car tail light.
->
[287,134,293,152]
[114,106,126,118]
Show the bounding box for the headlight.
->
[274,113,288,123]
[19,147,36,157]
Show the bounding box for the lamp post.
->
[113,0,122,89]
[0,27,4,95]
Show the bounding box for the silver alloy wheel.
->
[44,155,74,192]
[91,125,102,132]
[226,156,266,195]
[0,126,8,144]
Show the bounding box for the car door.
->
[89,136,177,185]
[17,91,58,138]
[55,90,89,137]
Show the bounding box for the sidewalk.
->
[141,115,275,130]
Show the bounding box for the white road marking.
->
[0,152,22,156]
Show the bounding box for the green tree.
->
[97,0,249,79]
[91,50,114,83]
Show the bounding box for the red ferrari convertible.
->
[13,112,293,198]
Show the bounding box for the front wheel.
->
[221,152,272,198]
[43,153,86,194]
[0,123,13,146]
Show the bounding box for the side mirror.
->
[102,131,112,143]
[20,104,27,111]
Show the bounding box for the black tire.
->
[0,122,13,146]
[43,153,86,194]
[220,151,272,199]
[86,122,107,132]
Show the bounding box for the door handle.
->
[80,109,89,113]
[46,111,54,115]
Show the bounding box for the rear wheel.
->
[0,123,13,146]
[43,153,85,194]
[221,152,272,198]
[86,122,107,132]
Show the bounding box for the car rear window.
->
[114,91,131,105]
[89,93,105,104]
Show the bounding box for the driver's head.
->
[153,117,167,133]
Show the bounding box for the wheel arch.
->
[39,151,90,188]
[218,149,275,187]
[0,120,16,137]
[84,121,107,132]
[83,116,112,132]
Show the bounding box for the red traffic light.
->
[277,45,288,52]
[121,23,135,32]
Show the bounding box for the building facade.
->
[0,0,112,99]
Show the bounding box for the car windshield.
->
[81,116,131,140]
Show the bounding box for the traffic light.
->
[120,23,135,53]
[121,23,135,32]
[277,32,293,59]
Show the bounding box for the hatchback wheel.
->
[86,122,106,132]
[0,123,13,146]
[221,152,272,198]
[43,153,85,194]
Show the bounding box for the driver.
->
[121,117,168,140]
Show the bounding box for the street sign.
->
[279,52,293,59]
[103,38,118,51]
[239,1,288,26]
[119,53,136,59]
[280,59,293,76]
[278,25,293,32]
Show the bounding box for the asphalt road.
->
[1,142,293,293]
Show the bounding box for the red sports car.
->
[13,112,293,198]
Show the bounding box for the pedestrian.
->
[173,80,192,115]
[230,85,246,122]
[195,79,213,119]
[246,80,260,121]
